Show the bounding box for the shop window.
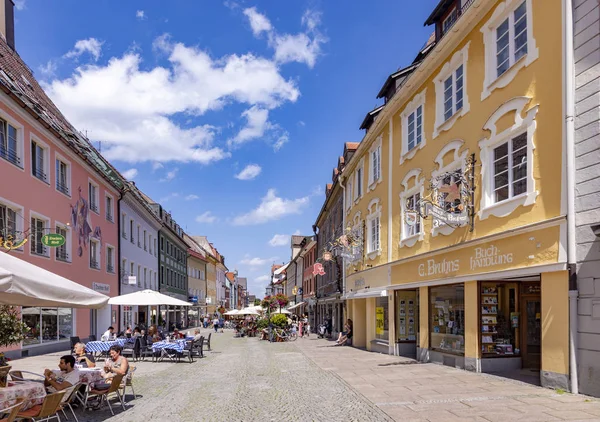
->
[480,282,519,356]
[396,290,418,342]
[430,284,465,354]
[375,297,389,341]
[22,307,72,346]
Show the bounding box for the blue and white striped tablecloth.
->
[85,339,126,353]
[151,340,187,353]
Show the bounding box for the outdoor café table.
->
[0,380,46,411]
[76,368,105,385]
[85,338,126,354]
[151,339,187,362]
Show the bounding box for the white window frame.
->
[30,136,50,185]
[89,238,101,270]
[368,136,382,191]
[0,112,24,169]
[137,225,141,248]
[88,179,100,214]
[354,158,365,203]
[106,244,115,273]
[30,211,51,258]
[144,267,147,288]
[431,140,469,237]
[399,169,424,248]
[130,219,134,243]
[345,180,353,213]
[478,97,538,220]
[442,7,458,34]
[54,221,71,263]
[121,213,127,239]
[433,42,471,139]
[365,198,382,260]
[105,193,114,223]
[137,265,141,288]
[54,152,71,197]
[143,229,147,251]
[0,197,24,251]
[481,0,538,100]
[400,88,427,164]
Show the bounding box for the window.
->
[478,97,537,220]
[480,282,520,356]
[154,272,157,289]
[88,181,99,213]
[442,7,458,34]
[0,118,21,166]
[345,180,352,211]
[160,237,164,251]
[30,215,49,257]
[31,140,48,183]
[130,220,134,243]
[22,307,72,346]
[105,195,114,222]
[154,238,157,257]
[148,234,152,254]
[55,224,70,262]
[481,0,538,100]
[430,284,465,354]
[368,137,382,191]
[89,239,100,269]
[137,265,141,288]
[122,259,127,277]
[375,296,389,341]
[55,157,70,196]
[0,203,18,240]
[400,169,424,248]
[400,88,426,164]
[200,269,205,280]
[137,225,141,247]
[354,158,364,202]
[161,265,165,285]
[365,198,382,260]
[144,268,147,288]
[130,262,135,281]
[121,213,127,238]
[143,230,147,251]
[106,246,115,273]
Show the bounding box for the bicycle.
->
[273,328,297,342]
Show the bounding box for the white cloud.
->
[152,162,164,171]
[195,211,218,224]
[39,60,57,77]
[13,0,26,10]
[136,10,146,20]
[235,164,262,180]
[268,234,290,247]
[240,256,278,267]
[297,120,306,127]
[254,275,269,283]
[45,35,299,164]
[160,168,178,182]
[64,38,104,62]
[293,229,302,235]
[232,189,309,226]
[159,192,179,203]
[242,7,326,68]
[185,194,199,201]
[121,168,138,180]
[229,106,270,147]
[273,132,289,151]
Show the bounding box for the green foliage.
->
[270,314,288,329]
[253,299,261,306]
[255,318,269,330]
[0,306,29,348]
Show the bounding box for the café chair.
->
[85,374,125,416]
[15,391,66,422]
[69,337,80,350]
[0,399,23,422]
[9,370,45,383]
[119,366,137,404]
[58,382,82,422]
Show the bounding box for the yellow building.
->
[341,0,570,390]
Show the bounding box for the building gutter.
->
[340,176,347,301]
[563,0,578,394]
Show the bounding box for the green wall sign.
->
[41,233,65,248]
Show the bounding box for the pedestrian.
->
[303,314,310,337]
[219,317,224,333]
[213,316,219,333]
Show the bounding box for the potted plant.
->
[0,305,28,387]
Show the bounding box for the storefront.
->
[395,290,418,358]
[21,307,73,347]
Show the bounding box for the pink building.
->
[0,5,121,356]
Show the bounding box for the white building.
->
[119,182,161,330]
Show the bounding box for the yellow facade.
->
[205,257,217,315]
[342,0,570,389]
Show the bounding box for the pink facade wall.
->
[0,92,119,349]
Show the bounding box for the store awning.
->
[345,287,390,300]
[287,302,306,310]
[0,252,109,309]
[108,290,192,307]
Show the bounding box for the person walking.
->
[213,316,219,333]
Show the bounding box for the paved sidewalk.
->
[294,337,600,421]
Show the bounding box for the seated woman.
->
[335,319,353,346]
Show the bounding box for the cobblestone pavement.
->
[24,330,392,422]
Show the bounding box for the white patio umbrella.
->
[0,252,109,308]
[108,289,192,307]
[239,308,260,316]
[271,308,291,315]
[224,309,239,315]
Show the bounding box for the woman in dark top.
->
[335,319,353,346]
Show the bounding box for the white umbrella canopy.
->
[224,309,239,315]
[271,308,291,315]
[0,252,109,309]
[239,308,259,316]
[108,289,192,307]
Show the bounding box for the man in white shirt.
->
[101,326,115,341]
[44,355,80,393]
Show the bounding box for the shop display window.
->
[22,307,72,346]
[396,290,418,342]
[480,282,519,356]
[430,284,465,354]
[375,296,389,341]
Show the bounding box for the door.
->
[521,296,541,369]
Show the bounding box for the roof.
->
[424,0,455,26]
[413,32,437,63]
[191,236,216,259]
[345,142,359,150]
[0,37,124,190]
[225,272,236,282]
[183,234,207,259]
[376,63,421,99]
[291,235,305,247]
[359,104,385,130]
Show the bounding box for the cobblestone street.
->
[11,330,600,421]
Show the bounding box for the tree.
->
[0,305,28,350]
[254,299,261,306]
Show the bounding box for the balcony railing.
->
[56,181,70,195]
[90,259,100,269]
[122,231,127,239]
[32,166,47,182]
[107,264,114,273]
[106,212,113,222]
[56,249,69,262]
[439,0,475,40]
[0,146,20,166]
[90,202,99,213]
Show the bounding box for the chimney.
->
[0,0,14,50]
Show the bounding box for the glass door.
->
[521,297,541,369]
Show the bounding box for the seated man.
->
[193,329,203,342]
[44,355,80,393]
[100,326,115,341]
[73,342,96,368]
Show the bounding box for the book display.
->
[430,285,465,354]
[480,283,517,356]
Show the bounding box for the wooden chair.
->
[121,337,140,362]
[138,336,156,362]
[0,399,23,422]
[193,337,205,359]
[85,374,125,416]
[119,365,137,404]
[15,391,66,422]
[204,332,211,351]
[58,382,82,422]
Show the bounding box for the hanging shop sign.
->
[41,233,66,248]
[292,286,298,295]
[92,282,110,294]
[0,234,28,250]
[405,154,476,231]
[312,263,326,276]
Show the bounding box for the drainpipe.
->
[340,176,347,318]
[564,0,578,395]
[116,189,124,334]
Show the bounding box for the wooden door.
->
[521,296,541,369]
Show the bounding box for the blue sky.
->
[15,0,438,297]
